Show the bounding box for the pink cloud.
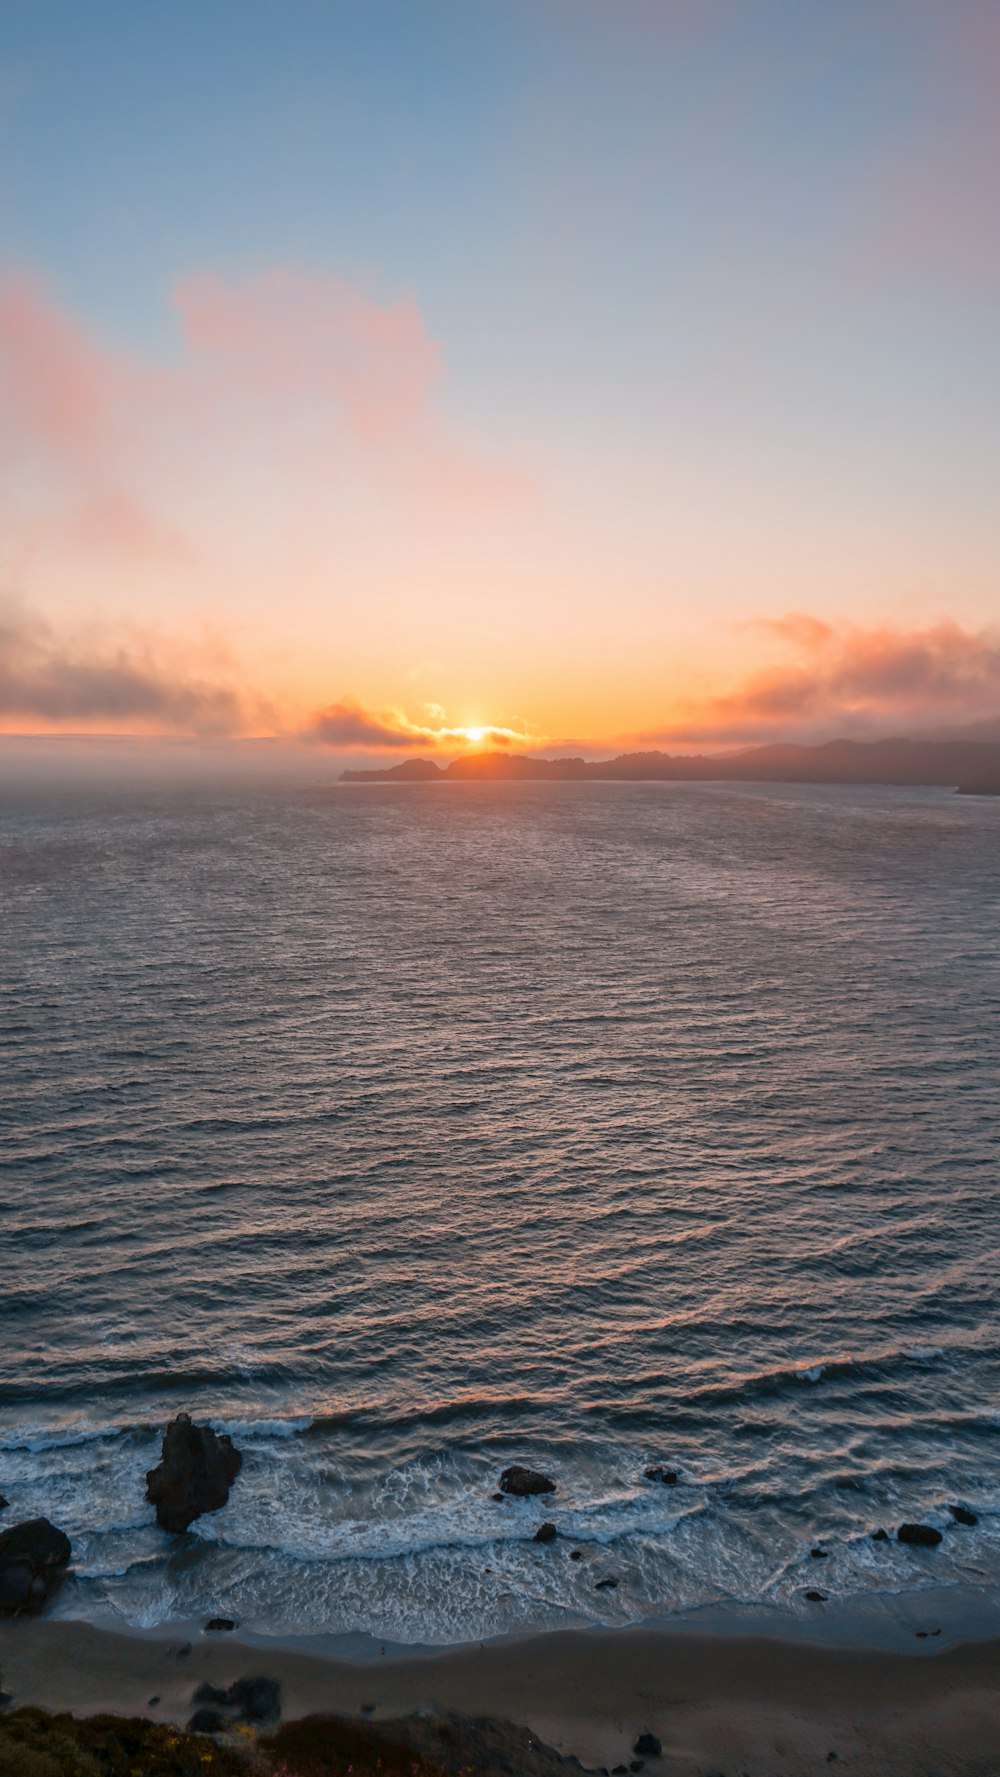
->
[855,0,1000,289]
[642,615,1000,744]
[0,276,116,460]
[0,267,531,571]
[174,271,439,444]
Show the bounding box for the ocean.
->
[2,777,999,1644]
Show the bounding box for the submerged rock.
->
[897,1523,943,1547]
[644,1467,678,1486]
[949,1504,977,1526]
[498,1465,555,1497]
[146,1413,242,1534]
[534,1522,558,1543]
[871,1528,890,1542]
[633,1732,662,1757]
[810,1546,829,1559]
[804,1589,827,1602]
[595,1576,618,1590]
[0,1517,71,1616]
[204,1616,236,1632]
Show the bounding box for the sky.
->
[1,0,998,761]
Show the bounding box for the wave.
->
[0,1422,151,1456]
[683,1343,956,1409]
[208,1415,314,1440]
[0,1412,315,1455]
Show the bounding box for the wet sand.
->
[2,1616,999,1774]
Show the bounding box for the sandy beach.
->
[2,1615,999,1775]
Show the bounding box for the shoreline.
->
[3,1611,1000,1775]
[30,1569,1000,1660]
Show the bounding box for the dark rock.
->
[146,1413,242,1533]
[644,1467,678,1486]
[916,1630,929,1639]
[871,1528,889,1541]
[534,1522,558,1543]
[193,1683,229,1708]
[810,1547,829,1559]
[827,1754,838,1763]
[188,1707,227,1734]
[175,1641,191,1658]
[630,1763,644,1774]
[613,1765,629,1773]
[0,1497,8,1510]
[0,1518,72,1616]
[361,1702,375,1716]
[491,1492,505,1502]
[147,1696,160,1707]
[498,1465,555,1497]
[595,1577,618,1590]
[191,1674,281,1728]
[569,1549,582,1560]
[804,1589,827,1602]
[634,1732,662,1757]
[227,1675,281,1723]
[897,1523,942,1547]
[950,1504,978,1526]
[203,1616,236,1632]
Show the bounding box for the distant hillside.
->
[341,737,1000,788]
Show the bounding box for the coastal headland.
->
[2,1615,999,1776]
[340,737,1000,792]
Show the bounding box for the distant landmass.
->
[341,737,1000,791]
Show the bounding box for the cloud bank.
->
[642,616,1000,744]
[0,600,269,735]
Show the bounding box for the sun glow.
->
[459,726,487,744]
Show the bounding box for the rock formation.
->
[146,1413,243,1533]
[0,1517,71,1616]
[498,1465,555,1496]
[897,1523,942,1547]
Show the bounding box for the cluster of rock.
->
[188,1675,281,1733]
[0,1413,242,1618]
[491,1458,979,1609]
[0,1428,983,1626]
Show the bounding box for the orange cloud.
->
[306,698,536,752]
[642,616,1000,743]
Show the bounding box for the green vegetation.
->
[0,1709,459,1777]
[263,1714,450,1776]
[0,1708,246,1777]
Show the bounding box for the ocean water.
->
[2,777,1000,1644]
